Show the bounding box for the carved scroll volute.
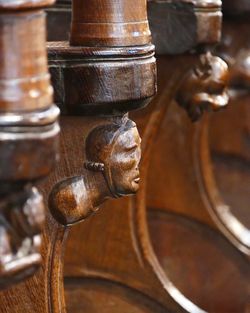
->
[176,52,229,121]
[0,0,59,288]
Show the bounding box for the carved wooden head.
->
[176,53,229,121]
[84,118,141,197]
[49,117,141,226]
[0,186,44,288]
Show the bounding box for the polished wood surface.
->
[46,1,156,311]
[70,0,150,46]
[0,0,250,312]
[0,0,58,289]
[61,2,248,313]
[0,0,156,312]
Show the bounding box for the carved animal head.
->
[176,52,229,121]
[0,186,44,288]
[85,118,141,197]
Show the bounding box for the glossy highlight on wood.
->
[49,117,141,225]
[70,0,151,46]
[0,0,250,312]
[0,0,59,288]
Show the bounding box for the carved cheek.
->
[110,154,138,191]
[119,155,138,172]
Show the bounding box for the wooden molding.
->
[0,0,59,288]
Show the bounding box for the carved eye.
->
[125,144,138,152]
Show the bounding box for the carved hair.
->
[84,117,137,197]
[84,117,136,169]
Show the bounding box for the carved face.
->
[107,126,141,196]
[84,118,142,197]
[176,54,229,121]
[192,56,229,110]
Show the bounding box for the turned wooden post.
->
[59,2,238,313]
[44,0,156,312]
[0,0,59,289]
[70,0,151,46]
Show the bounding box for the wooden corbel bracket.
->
[0,0,59,288]
[43,1,157,312]
[47,0,156,227]
[175,52,229,121]
[49,116,142,226]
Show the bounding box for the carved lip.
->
[134,177,140,184]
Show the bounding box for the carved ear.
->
[84,161,105,172]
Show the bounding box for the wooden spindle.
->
[0,0,59,289]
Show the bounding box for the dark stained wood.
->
[48,43,156,115]
[148,0,222,54]
[206,95,250,253]
[1,0,250,313]
[223,0,250,15]
[65,278,167,313]
[195,15,250,255]
[63,52,240,313]
[56,1,241,313]
[49,117,141,226]
[0,0,156,311]
[47,0,223,55]
[217,17,250,90]
[45,0,157,311]
[0,0,59,289]
[0,0,55,10]
[47,1,71,41]
[70,0,151,46]
[148,210,249,313]
[176,52,229,121]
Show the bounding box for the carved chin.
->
[115,178,140,196]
